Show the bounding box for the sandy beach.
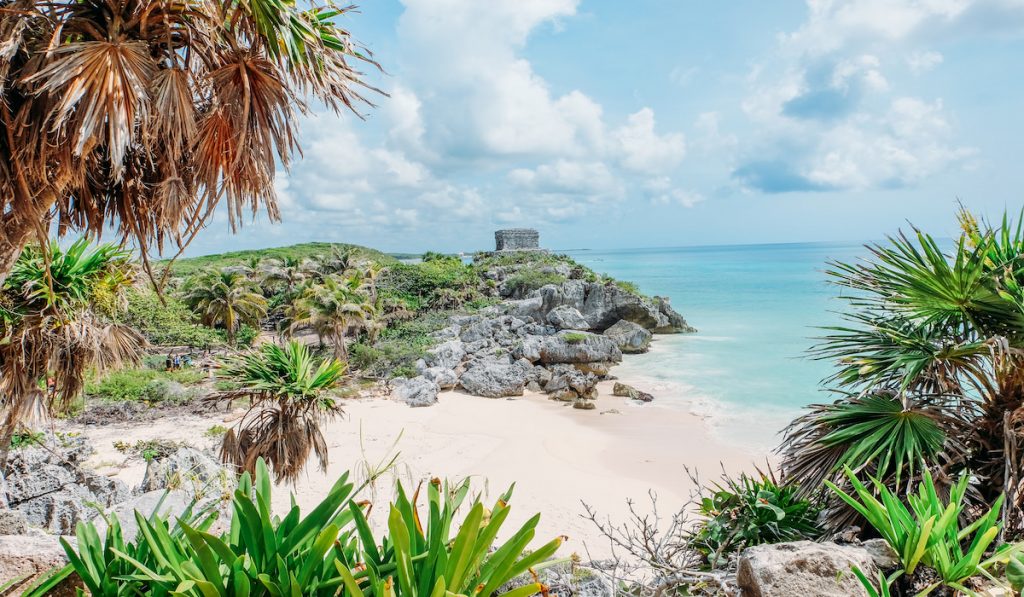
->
[67,377,757,559]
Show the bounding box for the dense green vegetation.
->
[84,368,205,404]
[30,459,560,597]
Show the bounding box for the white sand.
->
[68,381,756,559]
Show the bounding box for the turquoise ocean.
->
[567,241,869,452]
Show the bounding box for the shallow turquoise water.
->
[568,242,868,450]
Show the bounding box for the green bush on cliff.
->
[504,270,566,295]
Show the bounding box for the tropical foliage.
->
[214,341,346,483]
[0,239,143,465]
[781,210,1024,534]
[0,0,380,285]
[182,270,267,345]
[32,459,559,597]
[829,467,1017,595]
[690,470,821,565]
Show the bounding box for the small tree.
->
[0,239,144,467]
[215,341,346,482]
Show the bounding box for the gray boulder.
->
[580,283,694,333]
[519,332,622,365]
[459,359,531,398]
[421,367,459,390]
[391,377,440,407]
[0,510,28,535]
[140,447,229,496]
[602,320,652,354]
[0,534,82,596]
[424,340,466,370]
[612,382,654,402]
[6,442,128,534]
[544,364,599,401]
[538,280,588,314]
[736,540,898,597]
[546,306,590,330]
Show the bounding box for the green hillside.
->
[162,242,404,277]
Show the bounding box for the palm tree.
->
[215,341,346,482]
[0,239,144,468]
[0,0,380,285]
[182,269,268,345]
[260,257,307,295]
[781,210,1024,534]
[286,277,374,358]
[361,263,387,303]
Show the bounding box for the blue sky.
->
[188,0,1024,255]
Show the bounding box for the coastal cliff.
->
[391,251,694,408]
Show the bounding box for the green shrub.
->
[691,471,821,566]
[10,430,45,450]
[378,260,477,304]
[85,368,203,403]
[235,323,259,347]
[38,459,561,597]
[562,332,588,344]
[119,287,223,347]
[504,270,565,295]
[204,424,229,438]
[829,467,1013,594]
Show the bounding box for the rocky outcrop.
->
[5,440,129,535]
[736,539,898,597]
[140,447,229,496]
[612,382,653,402]
[459,359,532,398]
[0,535,82,596]
[392,376,441,407]
[546,305,590,330]
[519,332,622,365]
[387,259,693,407]
[602,320,652,354]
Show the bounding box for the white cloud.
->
[652,189,705,208]
[907,50,944,73]
[734,0,980,192]
[614,109,686,174]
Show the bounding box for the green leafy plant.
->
[827,467,1006,593]
[691,471,821,565]
[350,478,564,597]
[43,459,560,597]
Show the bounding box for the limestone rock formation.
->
[5,440,129,535]
[0,535,82,595]
[519,332,622,365]
[391,376,441,407]
[459,359,532,397]
[603,320,653,353]
[546,305,590,330]
[736,539,898,597]
[612,382,654,402]
[140,447,229,496]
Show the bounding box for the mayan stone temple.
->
[494,228,540,252]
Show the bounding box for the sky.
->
[187,0,1024,256]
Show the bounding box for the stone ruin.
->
[494,228,539,252]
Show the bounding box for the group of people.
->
[164,353,194,371]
